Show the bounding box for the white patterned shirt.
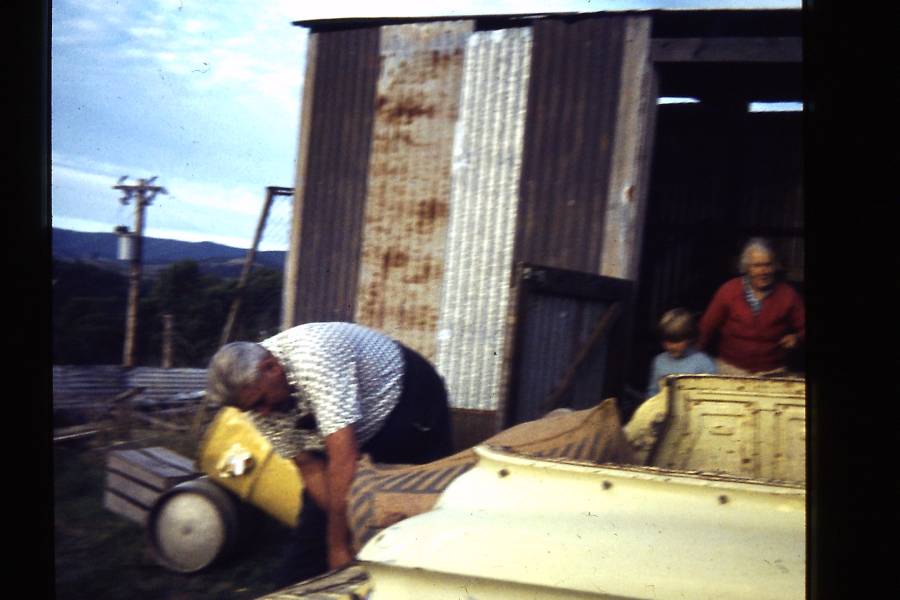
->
[249,322,404,457]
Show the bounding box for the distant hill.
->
[52,228,285,278]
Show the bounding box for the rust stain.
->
[376,93,437,125]
[401,260,443,285]
[413,198,450,235]
[381,248,410,270]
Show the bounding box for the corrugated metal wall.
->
[292,28,381,324]
[354,21,474,360]
[514,17,626,272]
[434,27,533,412]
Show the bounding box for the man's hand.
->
[779,333,799,350]
[324,426,359,571]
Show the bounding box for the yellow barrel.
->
[197,407,304,528]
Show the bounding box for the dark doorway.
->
[629,93,803,408]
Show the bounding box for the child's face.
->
[663,339,690,359]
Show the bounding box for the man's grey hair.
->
[206,342,270,407]
[738,237,778,273]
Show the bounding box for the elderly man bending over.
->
[698,238,805,376]
[206,322,453,584]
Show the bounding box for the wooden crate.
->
[103,446,201,526]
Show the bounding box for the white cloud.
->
[127,26,168,39]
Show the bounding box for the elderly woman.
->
[698,238,805,375]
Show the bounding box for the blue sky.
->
[51,1,797,250]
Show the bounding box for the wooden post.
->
[162,313,175,368]
[219,186,293,347]
[600,16,658,281]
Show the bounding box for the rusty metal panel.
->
[354,21,474,360]
[515,16,627,273]
[434,28,532,412]
[293,28,381,325]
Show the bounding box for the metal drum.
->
[148,476,240,573]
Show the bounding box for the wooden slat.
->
[140,446,197,473]
[106,448,198,491]
[103,490,149,526]
[651,37,802,63]
[106,472,161,508]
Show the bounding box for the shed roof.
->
[292,2,801,30]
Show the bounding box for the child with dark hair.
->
[646,308,717,397]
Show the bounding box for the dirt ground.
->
[53,428,294,600]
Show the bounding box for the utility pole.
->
[161,313,175,369]
[113,176,167,368]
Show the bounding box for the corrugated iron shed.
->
[284,8,802,430]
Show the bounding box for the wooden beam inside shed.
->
[651,37,801,63]
[601,16,657,281]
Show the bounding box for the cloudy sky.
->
[50,0,797,250]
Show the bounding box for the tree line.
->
[53,259,283,368]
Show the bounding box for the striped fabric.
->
[347,399,634,550]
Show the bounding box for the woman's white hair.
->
[206,342,270,407]
[738,237,778,273]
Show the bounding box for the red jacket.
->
[698,277,805,373]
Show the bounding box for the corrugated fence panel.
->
[434,28,532,411]
[354,21,474,360]
[53,366,207,405]
[515,17,626,273]
[52,365,127,402]
[127,368,208,403]
[294,28,381,324]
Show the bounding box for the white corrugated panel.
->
[435,28,533,410]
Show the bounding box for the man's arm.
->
[323,425,359,570]
[293,451,328,510]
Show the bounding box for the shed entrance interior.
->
[628,55,803,411]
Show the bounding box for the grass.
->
[53,428,295,600]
